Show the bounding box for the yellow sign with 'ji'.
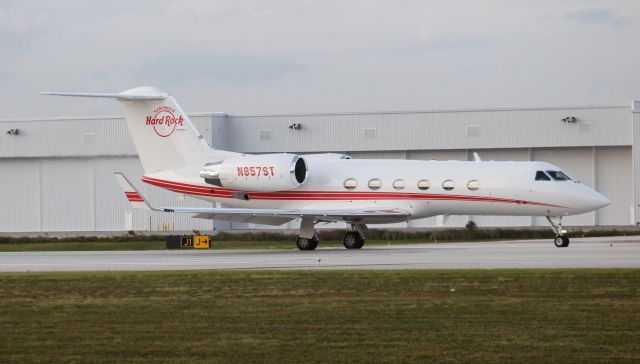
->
[194,235,210,249]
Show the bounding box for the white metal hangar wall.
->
[0,115,218,233]
[0,103,638,233]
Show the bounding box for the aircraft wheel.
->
[554,235,569,248]
[296,236,318,251]
[343,232,364,249]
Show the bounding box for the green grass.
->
[0,240,167,252]
[0,269,638,363]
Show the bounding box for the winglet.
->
[473,152,482,162]
[114,172,154,211]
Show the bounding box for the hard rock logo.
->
[146,105,184,137]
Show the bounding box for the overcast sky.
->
[1,0,639,118]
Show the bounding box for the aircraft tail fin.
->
[37,86,228,174]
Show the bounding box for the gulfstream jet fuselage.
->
[38,86,609,250]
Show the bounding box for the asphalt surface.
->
[1,236,639,272]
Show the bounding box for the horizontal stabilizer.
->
[115,172,150,211]
[34,90,166,101]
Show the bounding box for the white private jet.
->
[38,86,610,250]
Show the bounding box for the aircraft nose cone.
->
[590,191,610,210]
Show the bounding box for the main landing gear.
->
[295,219,368,251]
[295,218,319,251]
[546,216,569,248]
[342,231,364,249]
[343,224,367,249]
[296,235,319,251]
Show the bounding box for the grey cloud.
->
[398,38,495,54]
[346,37,497,60]
[3,0,640,118]
[564,8,630,29]
[134,53,305,85]
[0,11,48,51]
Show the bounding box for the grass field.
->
[0,240,168,252]
[0,269,638,363]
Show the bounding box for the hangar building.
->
[1,101,639,233]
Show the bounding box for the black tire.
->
[296,236,318,251]
[554,235,569,248]
[343,232,364,249]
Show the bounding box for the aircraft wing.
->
[115,173,411,226]
[184,207,409,225]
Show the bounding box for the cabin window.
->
[547,170,571,181]
[417,179,431,190]
[392,179,406,190]
[467,180,480,191]
[535,171,551,181]
[442,180,455,191]
[368,178,382,190]
[344,178,358,190]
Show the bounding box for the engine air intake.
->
[294,157,307,184]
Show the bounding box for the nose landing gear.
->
[553,235,570,248]
[547,216,569,247]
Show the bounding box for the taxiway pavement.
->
[0,236,639,272]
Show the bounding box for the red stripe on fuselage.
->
[141,176,567,208]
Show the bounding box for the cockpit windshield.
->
[546,170,572,181]
[535,170,572,181]
[535,171,551,181]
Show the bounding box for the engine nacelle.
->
[200,154,307,192]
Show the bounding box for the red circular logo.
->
[145,106,184,137]
[153,109,177,137]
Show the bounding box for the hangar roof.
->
[0,104,634,158]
